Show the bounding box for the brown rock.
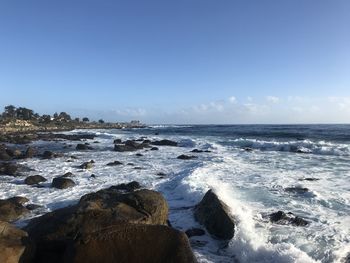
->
[51,177,75,189]
[24,175,47,185]
[0,197,29,222]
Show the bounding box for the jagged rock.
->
[0,197,30,222]
[24,175,47,185]
[113,139,122,144]
[177,155,197,160]
[51,177,75,189]
[152,139,178,147]
[194,190,235,240]
[61,172,74,178]
[114,140,150,152]
[269,211,309,226]
[79,161,94,169]
[106,161,123,166]
[0,220,31,263]
[185,228,205,238]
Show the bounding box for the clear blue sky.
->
[0,0,349,124]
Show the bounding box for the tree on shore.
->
[82,117,89,122]
[3,105,16,119]
[98,119,104,124]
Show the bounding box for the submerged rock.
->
[106,160,123,166]
[79,161,94,169]
[76,143,93,150]
[269,211,309,226]
[285,187,309,194]
[51,177,76,189]
[0,162,19,176]
[194,190,235,240]
[177,155,197,160]
[152,139,178,147]
[24,175,47,185]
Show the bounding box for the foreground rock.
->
[0,221,31,263]
[269,211,309,226]
[177,155,197,160]
[0,197,29,222]
[25,182,196,263]
[51,177,76,189]
[194,190,235,240]
[24,175,47,185]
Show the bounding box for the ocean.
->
[1,124,349,262]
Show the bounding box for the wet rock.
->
[113,138,122,144]
[0,197,30,222]
[194,190,235,240]
[190,149,204,153]
[24,175,47,185]
[134,167,143,170]
[0,146,12,160]
[114,140,150,152]
[26,204,42,210]
[64,224,196,263]
[108,181,141,192]
[156,172,166,177]
[90,174,96,178]
[106,161,123,166]
[0,162,19,176]
[76,144,92,150]
[61,172,73,178]
[152,139,178,147]
[269,211,309,226]
[127,163,135,166]
[7,196,29,205]
[51,177,76,189]
[79,161,94,169]
[177,155,197,160]
[42,151,60,159]
[150,147,159,151]
[285,187,309,194]
[299,178,319,181]
[136,153,143,157]
[0,220,31,263]
[185,228,205,238]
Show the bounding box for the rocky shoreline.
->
[0,130,329,263]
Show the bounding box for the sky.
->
[0,0,349,124]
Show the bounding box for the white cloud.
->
[228,96,237,104]
[266,96,280,103]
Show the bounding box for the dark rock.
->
[0,220,31,263]
[70,155,78,159]
[51,177,75,189]
[185,228,205,238]
[194,190,235,240]
[0,197,29,222]
[24,175,47,185]
[152,139,178,147]
[243,147,253,152]
[90,174,96,178]
[285,187,309,194]
[156,172,166,177]
[134,167,143,170]
[7,196,29,205]
[26,204,42,210]
[76,144,92,150]
[114,140,150,152]
[64,224,196,263]
[136,153,143,157]
[79,161,93,169]
[177,155,197,160]
[106,161,123,166]
[108,181,141,192]
[24,146,36,158]
[269,211,309,226]
[127,163,135,166]
[0,162,19,176]
[151,147,159,151]
[113,139,122,144]
[299,178,319,181]
[0,146,12,160]
[6,148,22,158]
[42,151,59,159]
[61,172,73,178]
[190,149,203,153]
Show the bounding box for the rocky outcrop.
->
[24,175,47,185]
[114,140,150,152]
[194,190,235,240]
[79,160,94,169]
[269,211,309,226]
[76,143,92,150]
[0,197,29,222]
[24,182,196,263]
[0,221,31,263]
[285,187,309,194]
[51,177,76,189]
[42,151,61,159]
[152,139,178,147]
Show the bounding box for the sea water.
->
[1,124,349,263]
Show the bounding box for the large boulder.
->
[51,177,76,189]
[0,197,30,222]
[63,224,196,263]
[0,221,31,263]
[152,139,178,147]
[24,183,184,263]
[194,190,235,240]
[24,175,47,185]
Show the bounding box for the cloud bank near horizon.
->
[70,95,350,124]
